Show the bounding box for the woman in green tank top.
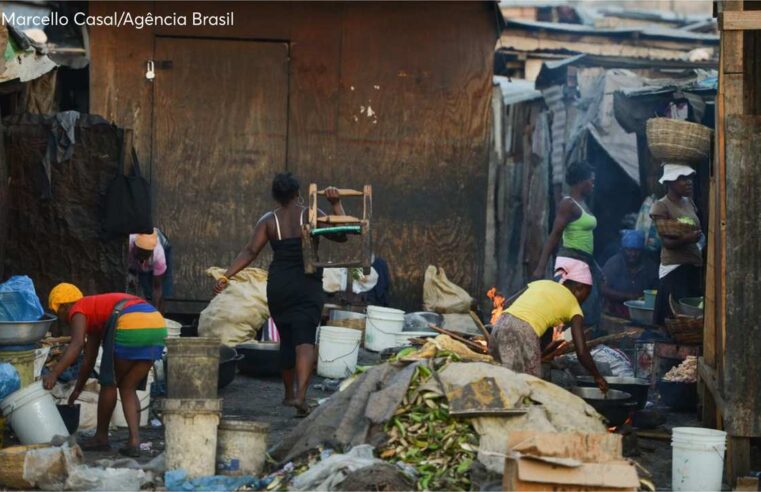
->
[533,162,601,325]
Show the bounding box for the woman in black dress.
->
[214,173,344,415]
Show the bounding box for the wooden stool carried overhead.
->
[301,184,372,275]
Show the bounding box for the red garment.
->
[69,293,143,335]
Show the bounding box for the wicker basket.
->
[646,118,712,164]
[654,218,699,238]
[0,444,49,489]
[665,317,704,345]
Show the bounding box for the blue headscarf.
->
[621,229,645,250]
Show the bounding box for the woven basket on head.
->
[646,118,712,164]
[654,218,699,238]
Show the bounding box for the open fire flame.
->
[608,416,634,433]
[486,288,506,325]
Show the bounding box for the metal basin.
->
[0,314,56,346]
[576,376,650,410]
[570,387,636,426]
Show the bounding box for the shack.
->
[88,1,502,313]
[699,0,761,485]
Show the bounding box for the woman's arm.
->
[214,215,270,294]
[533,199,578,279]
[68,331,102,404]
[570,315,608,392]
[42,314,87,390]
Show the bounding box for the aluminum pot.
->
[570,387,637,426]
[576,376,650,410]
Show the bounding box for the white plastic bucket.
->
[394,331,436,347]
[165,318,182,338]
[217,419,269,476]
[161,398,222,479]
[317,326,362,379]
[672,427,727,491]
[112,380,152,428]
[364,306,405,352]
[0,381,69,444]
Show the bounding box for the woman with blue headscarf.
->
[601,230,659,318]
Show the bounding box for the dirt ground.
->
[66,353,757,489]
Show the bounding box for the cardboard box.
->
[503,432,639,492]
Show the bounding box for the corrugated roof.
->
[505,18,719,43]
[493,76,542,105]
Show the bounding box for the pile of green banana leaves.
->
[379,357,479,491]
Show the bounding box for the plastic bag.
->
[422,266,473,314]
[558,345,634,377]
[0,362,21,400]
[198,268,269,346]
[65,466,148,491]
[635,195,661,253]
[0,275,44,321]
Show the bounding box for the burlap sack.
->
[422,265,473,314]
[199,267,269,346]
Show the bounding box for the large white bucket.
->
[672,427,727,491]
[0,381,69,444]
[364,306,405,352]
[317,326,362,379]
[161,398,222,479]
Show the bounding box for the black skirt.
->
[653,264,703,326]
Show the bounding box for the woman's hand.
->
[324,187,341,205]
[67,387,82,406]
[595,375,609,394]
[213,277,229,295]
[42,372,58,391]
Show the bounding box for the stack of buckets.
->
[162,337,268,478]
[162,337,222,478]
[317,306,406,379]
[1,346,69,445]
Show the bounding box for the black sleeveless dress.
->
[267,211,324,369]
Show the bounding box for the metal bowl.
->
[678,297,704,318]
[0,314,56,346]
[576,376,650,409]
[571,387,636,426]
[571,387,631,401]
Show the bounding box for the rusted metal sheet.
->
[0,111,6,278]
[723,115,761,436]
[3,115,126,299]
[151,38,289,300]
[89,1,496,309]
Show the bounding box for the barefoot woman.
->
[214,173,345,416]
[43,283,166,456]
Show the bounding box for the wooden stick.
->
[637,430,671,441]
[428,324,488,354]
[469,311,492,345]
[554,328,642,356]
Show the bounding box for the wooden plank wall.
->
[0,111,6,279]
[89,1,497,310]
